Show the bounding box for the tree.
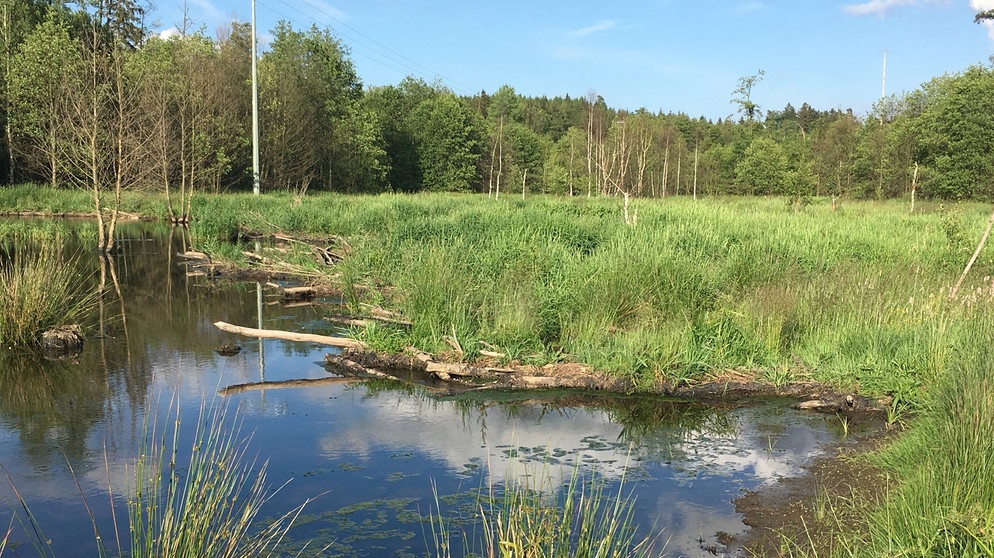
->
[363,77,442,192]
[7,13,80,187]
[810,114,858,197]
[908,67,994,199]
[51,0,153,251]
[731,70,765,122]
[735,137,787,195]
[0,0,53,184]
[260,22,384,193]
[407,94,483,192]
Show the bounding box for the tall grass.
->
[0,240,97,348]
[188,193,994,400]
[776,314,994,558]
[846,319,994,557]
[428,462,662,558]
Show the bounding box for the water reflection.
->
[0,221,850,558]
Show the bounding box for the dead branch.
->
[219,376,358,396]
[950,206,994,299]
[213,321,366,349]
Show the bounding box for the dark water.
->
[0,222,859,557]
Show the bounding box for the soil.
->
[731,421,895,557]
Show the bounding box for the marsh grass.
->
[0,396,308,558]
[0,239,97,348]
[125,397,309,558]
[187,193,994,400]
[427,462,662,558]
[853,338,994,557]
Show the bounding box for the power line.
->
[253,0,471,95]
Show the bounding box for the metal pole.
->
[880,49,887,125]
[251,0,261,194]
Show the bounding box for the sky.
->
[153,0,994,120]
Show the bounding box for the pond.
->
[0,222,871,557]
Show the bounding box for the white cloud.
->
[843,0,917,16]
[302,0,349,24]
[842,0,951,16]
[568,19,620,39]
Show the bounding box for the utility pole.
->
[251,0,261,194]
[880,49,887,125]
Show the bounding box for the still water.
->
[0,222,855,557]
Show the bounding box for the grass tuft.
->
[427,460,663,558]
[0,239,97,348]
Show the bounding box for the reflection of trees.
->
[0,352,112,463]
[440,390,739,457]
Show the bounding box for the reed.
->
[428,462,662,558]
[0,239,97,348]
[0,396,308,558]
[126,397,308,558]
[852,329,994,557]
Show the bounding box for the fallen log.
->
[324,354,462,394]
[213,321,367,349]
[219,376,359,395]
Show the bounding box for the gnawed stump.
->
[41,324,85,359]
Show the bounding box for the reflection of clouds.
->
[650,499,746,557]
[672,411,833,486]
[309,387,634,489]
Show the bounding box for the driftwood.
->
[213,321,366,349]
[178,250,210,262]
[281,286,317,302]
[365,307,412,327]
[219,376,359,396]
[272,233,347,265]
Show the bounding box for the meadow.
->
[184,192,992,409]
[3,185,994,556]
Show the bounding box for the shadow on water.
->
[0,220,869,558]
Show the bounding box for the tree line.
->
[2,0,993,210]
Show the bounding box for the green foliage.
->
[735,137,788,195]
[407,94,485,192]
[185,193,990,401]
[852,335,994,557]
[910,66,994,200]
[259,22,386,193]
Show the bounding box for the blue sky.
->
[154,0,994,120]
